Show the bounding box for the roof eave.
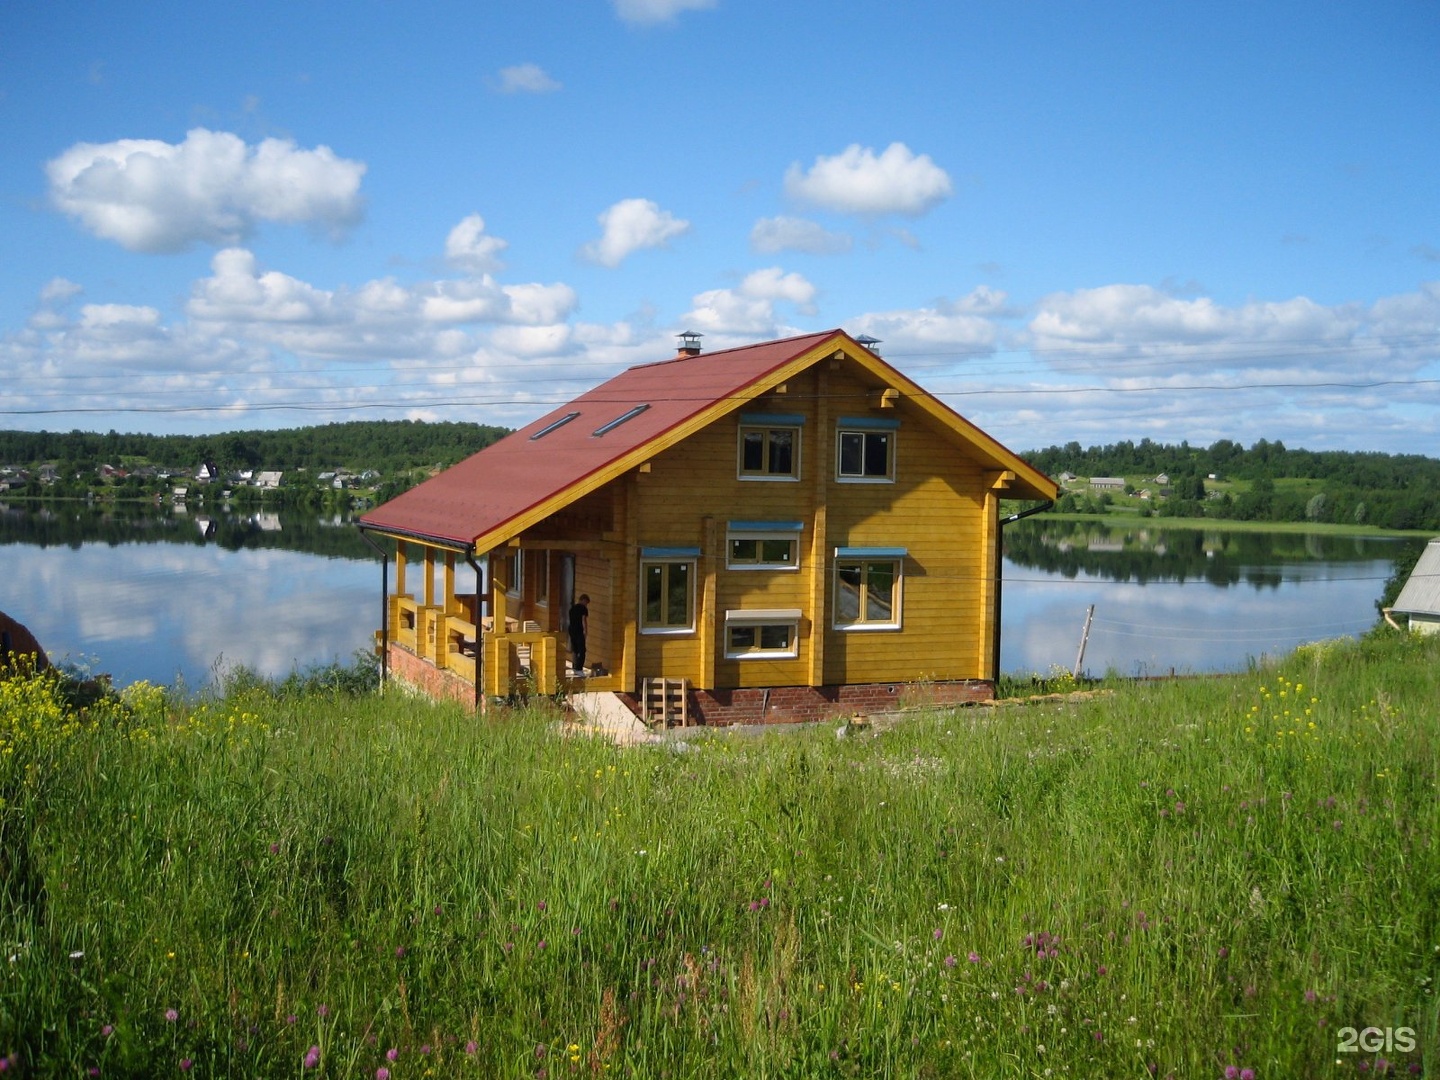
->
[356,520,476,553]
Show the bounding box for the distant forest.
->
[0,420,510,477]
[2,425,1436,532]
[1023,438,1440,531]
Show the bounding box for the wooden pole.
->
[1073,604,1095,680]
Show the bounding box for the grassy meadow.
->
[1,633,1438,1079]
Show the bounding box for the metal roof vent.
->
[855,334,883,355]
[676,330,703,357]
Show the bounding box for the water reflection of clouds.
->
[0,542,374,689]
[1002,560,1387,677]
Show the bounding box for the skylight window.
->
[592,404,650,437]
[529,412,580,440]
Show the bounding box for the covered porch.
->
[374,534,629,705]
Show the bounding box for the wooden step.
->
[640,676,690,727]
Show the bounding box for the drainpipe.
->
[466,553,485,712]
[358,529,390,689]
[993,500,1054,684]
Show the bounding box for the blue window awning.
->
[836,416,900,431]
[728,520,804,533]
[739,412,807,427]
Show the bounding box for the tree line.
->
[0,420,510,477]
[1024,438,1440,531]
[0,502,377,561]
[3,426,1435,531]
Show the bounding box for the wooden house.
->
[357,329,1056,723]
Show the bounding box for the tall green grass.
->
[2,633,1437,1078]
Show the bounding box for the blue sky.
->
[3,0,1438,455]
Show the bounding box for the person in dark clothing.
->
[568,594,589,674]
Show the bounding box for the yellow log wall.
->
[377,349,1020,699]
[629,362,991,690]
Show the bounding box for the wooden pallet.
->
[641,677,690,727]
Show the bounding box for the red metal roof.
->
[359,330,842,548]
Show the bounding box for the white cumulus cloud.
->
[784,142,952,217]
[46,128,366,253]
[495,63,562,94]
[684,268,817,335]
[750,215,853,255]
[1028,284,1370,372]
[184,248,579,364]
[445,214,509,273]
[846,289,1006,356]
[581,198,690,267]
[612,0,716,25]
[39,278,84,305]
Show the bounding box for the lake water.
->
[0,503,380,691]
[0,505,1411,689]
[999,519,1407,677]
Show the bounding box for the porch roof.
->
[359,329,1056,551]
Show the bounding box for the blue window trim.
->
[729,520,804,533]
[836,416,900,431]
[835,546,908,558]
[640,546,700,559]
[740,412,807,427]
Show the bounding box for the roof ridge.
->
[630,328,841,370]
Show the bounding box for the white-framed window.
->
[836,418,898,482]
[724,609,801,659]
[726,520,803,570]
[833,547,905,630]
[738,412,805,480]
[639,547,698,634]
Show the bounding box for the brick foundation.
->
[619,679,993,726]
[386,643,482,711]
[386,641,991,725]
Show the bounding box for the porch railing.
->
[389,593,574,698]
[483,629,563,698]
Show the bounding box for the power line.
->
[3,375,1438,417]
[8,330,1440,388]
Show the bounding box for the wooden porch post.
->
[979,471,1014,680]
[491,558,506,631]
[699,515,717,690]
[410,547,431,661]
[806,506,827,686]
[617,476,638,695]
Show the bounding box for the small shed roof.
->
[1392,538,1440,617]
